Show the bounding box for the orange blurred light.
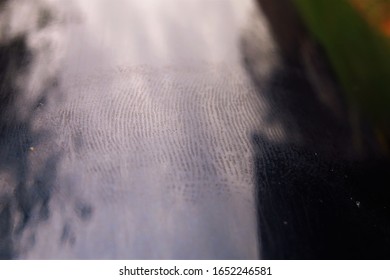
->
[349,0,390,37]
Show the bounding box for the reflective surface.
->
[0,0,389,259]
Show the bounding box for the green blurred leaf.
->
[294,0,390,127]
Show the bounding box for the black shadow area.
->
[244,0,390,259]
[252,136,390,259]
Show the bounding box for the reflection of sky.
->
[1,0,287,259]
[72,0,253,66]
[63,0,285,143]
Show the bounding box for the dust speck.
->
[356,201,361,208]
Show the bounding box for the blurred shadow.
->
[0,2,63,259]
[255,0,306,67]
[243,0,390,259]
